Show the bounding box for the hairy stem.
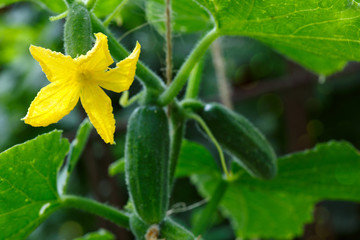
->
[184,57,205,99]
[165,0,173,85]
[192,180,228,235]
[211,39,233,109]
[62,195,130,229]
[180,99,205,112]
[158,29,219,106]
[49,11,68,21]
[90,13,165,92]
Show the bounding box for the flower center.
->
[77,69,92,83]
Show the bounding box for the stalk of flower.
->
[23,33,141,144]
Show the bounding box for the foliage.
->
[181,141,360,238]
[1,0,360,239]
[148,0,359,75]
[0,131,69,239]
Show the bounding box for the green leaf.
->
[74,229,115,240]
[239,141,360,200]
[93,0,125,18]
[194,0,360,75]
[192,180,228,235]
[269,41,347,76]
[175,140,219,178]
[0,0,66,13]
[146,0,212,34]
[192,141,360,239]
[36,0,66,12]
[0,131,70,240]
[58,118,92,195]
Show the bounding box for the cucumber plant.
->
[1,0,360,240]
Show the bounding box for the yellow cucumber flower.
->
[23,32,141,144]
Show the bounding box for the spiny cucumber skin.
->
[199,103,277,179]
[64,1,92,58]
[125,106,170,224]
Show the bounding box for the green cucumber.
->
[198,103,277,179]
[125,106,170,224]
[64,0,92,58]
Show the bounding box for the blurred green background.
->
[1,1,360,239]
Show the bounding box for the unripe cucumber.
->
[198,103,277,179]
[125,106,170,224]
[64,0,92,58]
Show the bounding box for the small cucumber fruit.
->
[198,103,277,179]
[64,0,92,58]
[125,106,170,224]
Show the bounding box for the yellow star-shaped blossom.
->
[23,32,141,144]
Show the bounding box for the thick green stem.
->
[62,195,130,229]
[192,180,228,235]
[158,28,219,106]
[90,13,165,92]
[184,57,205,99]
[180,99,205,112]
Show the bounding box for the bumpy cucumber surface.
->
[125,106,170,224]
[64,0,92,58]
[198,103,277,179]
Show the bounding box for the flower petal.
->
[23,80,80,126]
[30,45,76,82]
[75,33,114,71]
[80,83,115,144]
[95,42,141,93]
